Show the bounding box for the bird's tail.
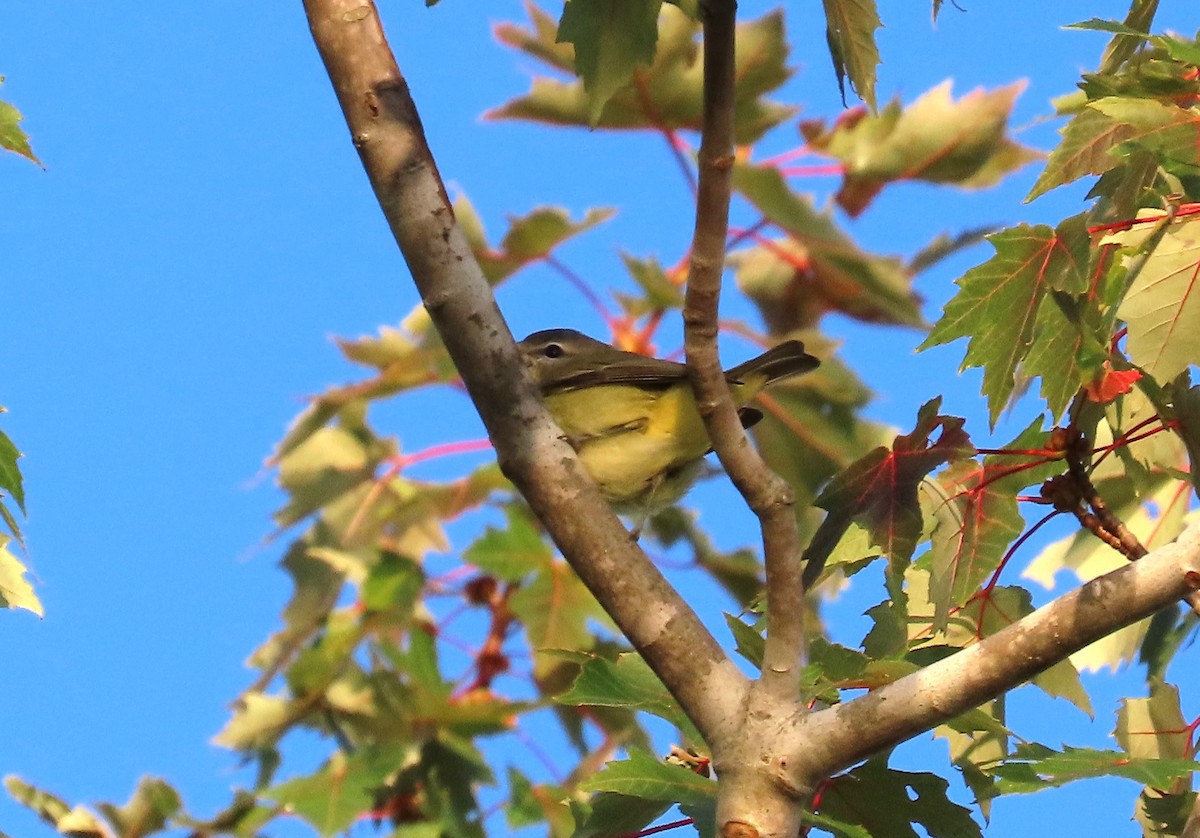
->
[726,340,819,387]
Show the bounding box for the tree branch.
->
[683,0,807,712]
[302,0,748,748]
[792,517,1200,782]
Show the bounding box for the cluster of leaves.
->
[0,406,39,616]
[7,3,1200,838]
[2,74,42,617]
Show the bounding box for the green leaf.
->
[921,220,1090,424]
[1135,786,1197,838]
[265,746,409,837]
[815,398,974,565]
[360,550,424,615]
[0,535,41,616]
[801,808,873,838]
[510,560,607,679]
[0,427,25,514]
[569,792,672,838]
[1028,105,1139,200]
[4,776,107,837]
[1107,211,1200,383]
[579,749,717,804]
[818,755,982,837]
[723,612,765,669]
[247,540,344,676]
[992,743,1200,793]
[936,698,1009,819]
[212,692,294,751]
[1029,95,1200,200]
[618,253,684,313]
[928,418,1060,625]
[457,199,616,285]
[1116,683,1190,762]
[556,650,704,745]
[96,777,181,838]
[557,0,663,125]
[273,420,394,530]
[491,5,795,144]
[646,507,762,606]
[801,81,1039,216]
[820,0,881,110]
[0,80,41,166]
[731,163,922,329]
[463,507,552,580]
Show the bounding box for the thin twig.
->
[682,0,808,711]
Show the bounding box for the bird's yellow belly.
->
[543,384,714,506]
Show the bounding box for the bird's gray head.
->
[517,328,612,388]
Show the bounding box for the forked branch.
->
[682,0,809,711]
[302,0,749,747]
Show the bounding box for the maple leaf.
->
[1029,97,1200,200]
[927,419,1063,627]
[921,218,1091,425]
[556,0,662,125]
[1104,210,1200,383]
[455,196,616,285]
[730,163,922,329]
[0,79,41,166]
[818,756,982,838]
[815,398,974,566]
[490,4,795,143]
[821,0,881,111]
[800,81,1040,216]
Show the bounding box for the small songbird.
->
[517,328,819,518]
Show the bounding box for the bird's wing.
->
[546,355,689,391]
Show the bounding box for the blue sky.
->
[2,1,1197,836]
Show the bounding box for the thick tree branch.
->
[793,518,1200,782]
[683,0,807,711]
[302,0,748,747]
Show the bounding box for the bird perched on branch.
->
[518,328,818,520]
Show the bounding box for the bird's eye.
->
[543,343,564,359]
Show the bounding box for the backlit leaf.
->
[820,0,881,110]
[491,5,795,144]
[992,743,1200,793]
[457,197,616,285]
[801,82,1039,216]
[510,560,607,679]
[1030,97,1200,200]
[4,776,107,837]
[97,777,181,838]
[265,746,409,837]
[0,80,40,165]
[928,419,1062,625]
[921,219,1091,425]
[731,164,921,328]
[0,535,41,616]
[815,398,974,565]
[1107,211,1200,383]
[579,750,717,804]
[1116,683,1189,762]
[0,427,25,514]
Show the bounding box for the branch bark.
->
[682,0,807,708]
[792,517,1200,783]
[681,4,813,835]
[302,0,749,748]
